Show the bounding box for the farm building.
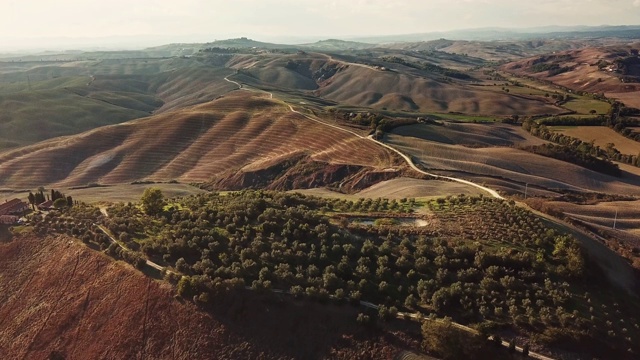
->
[0,198,29,216]
[37,200,54,211]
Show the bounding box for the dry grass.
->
[0,58,237,150]
[316,65,564,116]
[385,132,640,196]
[293,177,485,200]
[235,53,565,116]
[0,92,397,188]
[546,200,640,233]
[392,123,547,147]
[502,45,640,109]
[551,126,640,156]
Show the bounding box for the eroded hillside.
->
[0,234,419,359]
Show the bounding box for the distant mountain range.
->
[1,25,639,54]
[347,25,640,43]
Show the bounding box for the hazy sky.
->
[1,0,639,49]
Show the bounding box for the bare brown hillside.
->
[0,92,400,188]
[315,65,564,115]
[230,53,565,116]
[0,234,421,359]
[388,124,640,197]
[502,44,640,108]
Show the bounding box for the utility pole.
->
[524,183,528,199]
[613,209,618,230]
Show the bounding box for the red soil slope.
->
[0,234,420,359]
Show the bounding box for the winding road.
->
[225,71,503,200]
[218,72,563,359]
[245,77,635,293]
[96,208,166,272]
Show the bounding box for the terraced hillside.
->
[0,92,400,188]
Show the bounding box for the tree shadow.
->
[198,291,421,359]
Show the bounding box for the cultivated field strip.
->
[393,122,547,147]
[552,126,640,156]
[0,92,395,187]
[386,134,640,196]
[565,212,640,231]
[546,200,640,235]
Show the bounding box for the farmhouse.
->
[0,198,29,216]
[38,200,54,211]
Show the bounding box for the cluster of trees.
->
[533,109,640,167]
[325,108,418,139]
[535,103,640,147]
[523,143,622,176]
[420,318,526,359]
[607,102,640,143]
[537,116,606,126]
[30,190,640,357]
[105,192,589,327]
[27,188,73,209]
[531,63,572,76]
[613,56,640,76]
[29,204,147,271]
[30,204,105,242]
[200,47,245,54]
[522,119,629,174]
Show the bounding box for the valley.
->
[1,28,640,360]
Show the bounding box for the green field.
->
[563,97,611,114]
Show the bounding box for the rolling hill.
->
[0,57,237,150]
[387,123,640,197]
[384,39,629,62]
[231,52,566,116]
[0,234,421,359]
[0,91,400,189]
[1,37,639,360]
[502,44,640,108]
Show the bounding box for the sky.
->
[1,0,639,50]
